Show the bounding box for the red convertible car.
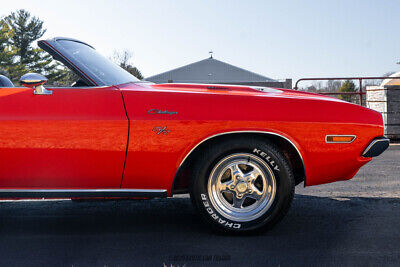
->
[0,37,389,233]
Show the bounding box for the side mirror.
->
[20,73,52,95]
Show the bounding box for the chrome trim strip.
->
[0,189,167,198]
[325,135,356,144]
[176,130,306,184]
[362,138,390,157]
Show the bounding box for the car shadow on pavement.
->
[0,194,399,266]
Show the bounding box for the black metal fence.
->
[294,77,400,106]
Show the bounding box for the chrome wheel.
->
[207,153,277,222]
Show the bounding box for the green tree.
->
[0,19,25,80]
[4,9,67,83]
[0,20,13,66]
[338,80,356,102]
[112,50,143,80]
[123,64,143,80]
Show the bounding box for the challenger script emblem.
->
[152,126,171,135]
[147,109,178,115]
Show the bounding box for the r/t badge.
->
[152,126,170,135]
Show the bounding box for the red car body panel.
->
[0,87,128,188]
[119,82,383,195]
[0,81,384,196]
[0,37,387,205]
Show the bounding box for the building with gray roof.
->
[145,56,291,88]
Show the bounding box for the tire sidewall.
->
[191,140,293,232]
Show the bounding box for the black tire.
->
[190,137,295,234]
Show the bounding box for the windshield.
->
[57,40,139,86]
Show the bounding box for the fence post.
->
[359,79,363,106]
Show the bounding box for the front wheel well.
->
[172,132,306,195]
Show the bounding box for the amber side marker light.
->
[325,135,356,143]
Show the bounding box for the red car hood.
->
[130,82,345,103]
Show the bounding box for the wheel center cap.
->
[236,182,248,193]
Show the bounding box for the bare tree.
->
[360,71,396,90]
[326,80,342,92]
[304,84,317,92]
[111,50,143,80]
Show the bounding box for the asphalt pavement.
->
[0,146,399,266]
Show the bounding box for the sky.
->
[1,0,399,86]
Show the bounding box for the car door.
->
[0,86,128,188]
